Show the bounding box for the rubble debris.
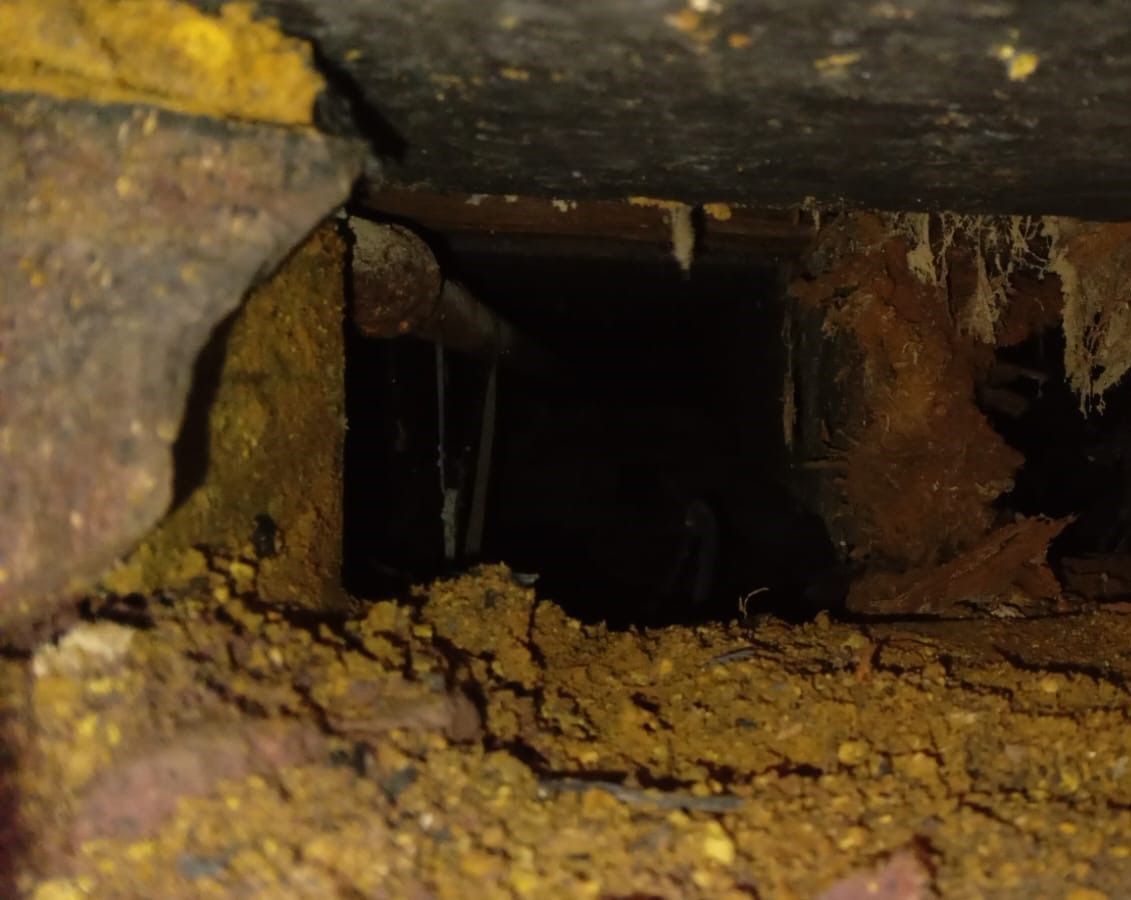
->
[8,564,1131,896]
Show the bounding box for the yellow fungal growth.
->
[814,51,862,74]
[703,202,733,221]
[664,8,702,34]
[993,43,1040,82]
[1008,52,1039,81]
[0,0,323,125]
[627,196,685,212]
[663,6,719,45]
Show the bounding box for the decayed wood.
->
[847,516,1072,618]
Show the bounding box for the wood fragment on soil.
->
[317,677,483,744]
[847,516,1072,617]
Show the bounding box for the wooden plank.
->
[227,0,1131,218]
[354,187,817,259]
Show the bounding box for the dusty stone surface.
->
[6,564,1131,898]
[0,93,360,637]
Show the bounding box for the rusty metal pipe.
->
[349,217,559,376]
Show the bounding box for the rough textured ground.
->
[3,561,1130,898]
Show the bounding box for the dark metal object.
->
[463,362,497,558]
[209,0,1131,218]
[349,221,444,337]
[0,92,361,639]
[349,217,558,375]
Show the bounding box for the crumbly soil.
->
[99,223,350,616]
[5,561,1131,899]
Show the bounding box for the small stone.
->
[509,868,541,894]
[836,825,869,850]
[32,880,87,900]
[837,739,870,766]
[1066,890,1108,900]
[228,560,257,585]
[701,821,736,865]
[1059,768,1081,793]
[177,853,227,881]
[32,622,136,678]
[459,849,502,878]
[895,751,938,782]
[1039,674,1063,694]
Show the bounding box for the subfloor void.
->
[344,239,1131,624]
[343,248,840,626]
[12,222,1131,898]
[982,329,1131,589]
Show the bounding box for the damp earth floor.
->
[9,559,1131,899]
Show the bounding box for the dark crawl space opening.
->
[342,231,840,628]
[979,329,1131,591]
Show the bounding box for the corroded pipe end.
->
[350,218,443,337]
